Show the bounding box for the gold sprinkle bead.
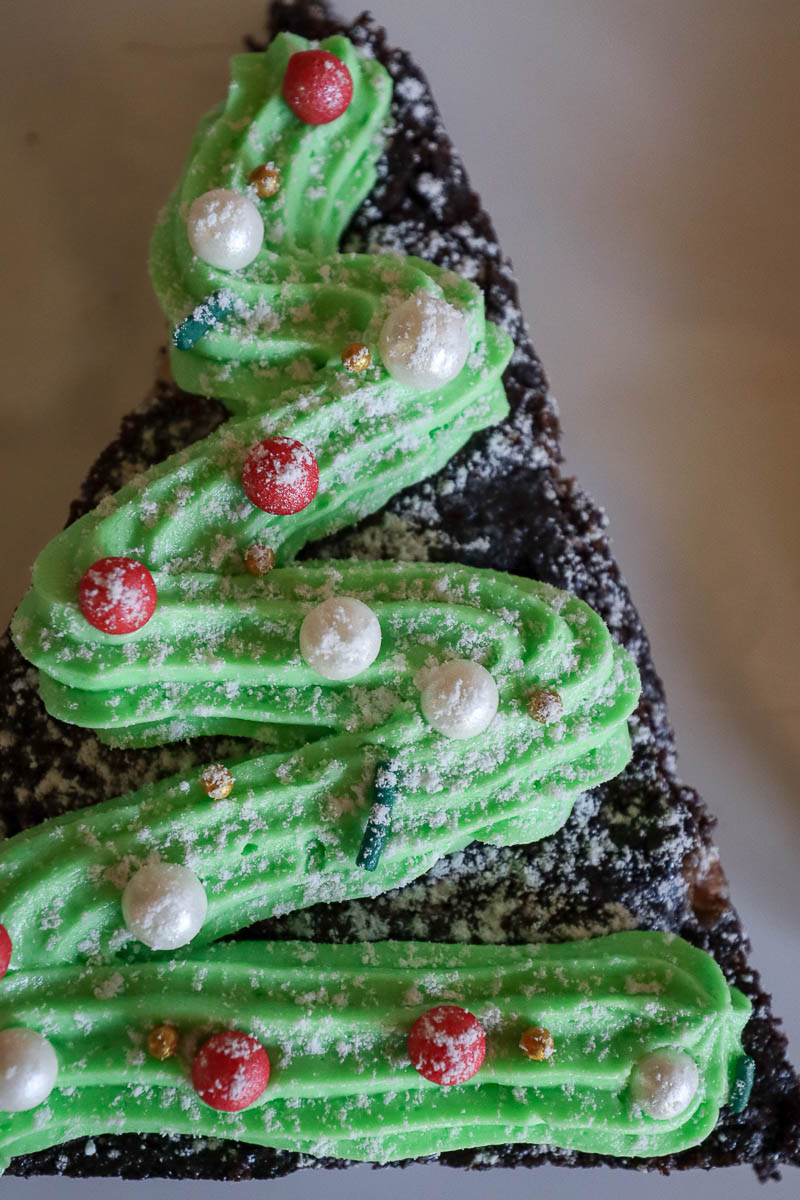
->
[341,342,371,373]
[147,1023,179,1061]
[248,163,281,198]
[245,543,276,576]
[200,764,235,801]
[527,687,563,724]
[519,1025,555,1062]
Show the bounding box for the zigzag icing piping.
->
[0,30,748,1171]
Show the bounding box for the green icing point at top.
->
[4,562,641,970]
[150,32,408,417]
[186,34,393,259]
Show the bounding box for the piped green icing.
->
[13,34,514,724]
[0,934,750,1170]
[2,562,639,970]
[149,32,509,419]
[0,29,741,1173]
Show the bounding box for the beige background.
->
[1,1,798,1194]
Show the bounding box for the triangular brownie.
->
[0,0,797,1182]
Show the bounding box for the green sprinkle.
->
[173,289,234,350]
[729,1054,755,1113]
[356,762,396,871]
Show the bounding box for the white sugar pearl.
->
[122,863,207,951]
[379,289,470,391]
[420,659,499,740]
[0,1028,58,1112]
[186,188,264,271]
[300,597,381,681]
[630,1050,700,1120]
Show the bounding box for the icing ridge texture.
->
[0,561,639,969]
[2,16,761,1178]
[13,32,512,713]
[0,934,749,1169]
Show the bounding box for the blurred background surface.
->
[1,0,798,1195]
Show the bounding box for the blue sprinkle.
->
[173,289,234,351]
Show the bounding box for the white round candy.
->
[300,597,381,681]
[186,188,264,271]
[420,659,499,740]
[630,1050,699,1120]
[121,863,207,951]
[0,1028,58,1112]
[379,289,470,391]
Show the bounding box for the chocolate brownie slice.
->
[1,0,798,1181]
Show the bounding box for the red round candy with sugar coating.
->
[192,1031,270,1112]
[407,1004,486,1086]
[283,50,353,125]
[242,436,319,515]
[78,557,157,634]
[0,925,11,979]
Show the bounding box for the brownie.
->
[1,0,798,1182]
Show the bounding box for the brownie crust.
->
[1,0,798,1181]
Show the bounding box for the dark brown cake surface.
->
[1,0,798,1182]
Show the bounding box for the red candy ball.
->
[242,436,319,515]
[407,1004,486,1086]
[283,50,353,125]
[0,925,11,979]
[192,1031,270,1112]
[78,557,157,635]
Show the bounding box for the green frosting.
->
[0,934,749,1170]
[149,31,510,420]
[2,562,639,970]
[15,558,638,741]
[13,32,512,728]
[0,30,742,1173]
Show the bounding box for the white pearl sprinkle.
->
[0,1028,58,1112]
[186,188,264,271]
[299,597,382,681]
[630,1050,700,1120]
[419,659,499,740]
[379,289,470,391]
[121,863,208,951]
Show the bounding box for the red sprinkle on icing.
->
[192,1031,270,1112]
[283,50,353,125]
[78,557,157,635]
[0,925,11,979]
[407,1004,486,1086]
[242,436,319,515]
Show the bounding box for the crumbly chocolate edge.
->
[2,0,798,1182]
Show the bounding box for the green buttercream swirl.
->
[0,934,749,1169]
[149,31,511,419]
[4,562,639,969]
